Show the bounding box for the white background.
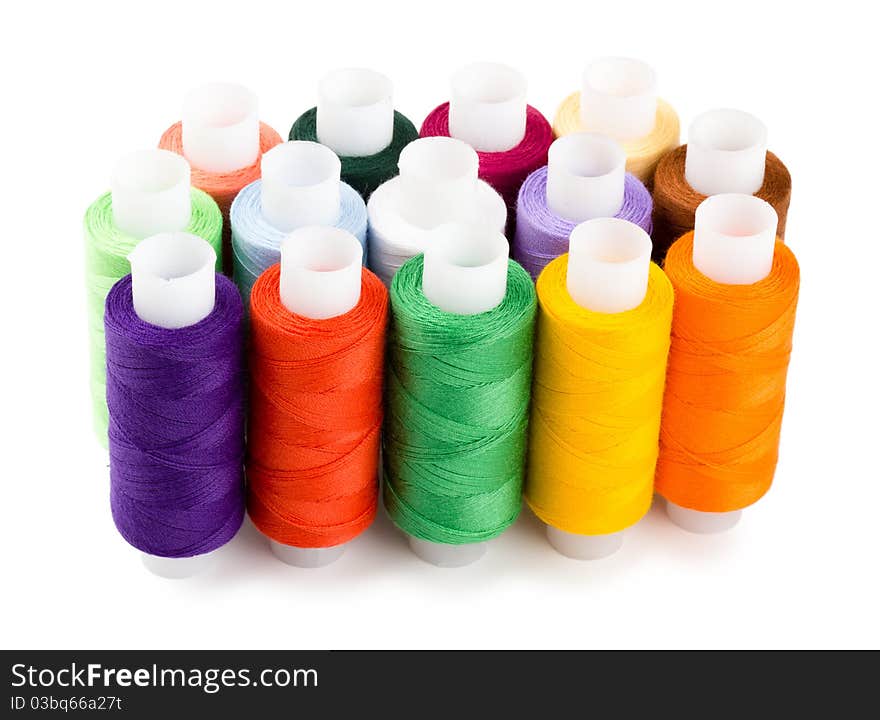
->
[2,0,877,650]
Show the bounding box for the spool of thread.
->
[84,149,222,443]
[105,232,245,578]
[657,194,799,533]
[247,227,388,567]
[383,224,536,567]
[651,109,791,261]
[419,62,553,230]
[230,141,368,305]
[552,57,679,185]
[367,136,506,286]
[525,218,672,559]
[513,133,652,279]
[289,68,419,199]
[158,82,282,274]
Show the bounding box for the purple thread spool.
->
[513,134,653,280]
[105,232,245,578]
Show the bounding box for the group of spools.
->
[84,58,798,577]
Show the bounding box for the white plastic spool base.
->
[404,223,509,568]
[127,231,219,578]
[581,57,658,141]
[264,226,364,567]
[397,137,481,228]
[546,133,626,222]
[111,149,192,240]
[260,141,341,232]
[685,109,768,196]
[182,82,260,174]
[317,68,394,157]
[665,193,778,534]
[449,62,527,153]
[545,217,652,560]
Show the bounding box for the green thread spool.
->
[84,183,222,444]
[383,232,536,562]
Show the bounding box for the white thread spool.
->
[126,231,219,578]
[111,149,192,240]
[265,226,364,567]
[665,193,778,534]
[544,217,652,560]
[260,141,341,232]
[396,137,481,228]
[182,82,260,174]
[685,109,768,196]
[317,68,395,157]
[580,57,658,141]
[449,62,527,152]
[406,222,509,567]
[546,133,626,222]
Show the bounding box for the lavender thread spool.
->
[105,232,246,578]
[513,133,652,280]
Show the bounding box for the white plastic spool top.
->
[267,226,364,568]
[406,222,509,567]
[546,217,652,560]
[127,231,219,578]
[546,133,626,223]
[449,62,527,153]
[685,109,768,196]
[580,57,658,141]
[397,137,480,229]
[260,141,341,232]
[181,82,260,174]
[665,193,778,534]
[317,68,395,157]
[111,149,192,240]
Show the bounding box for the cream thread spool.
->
[580,57,658,141]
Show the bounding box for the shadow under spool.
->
[651,145,791,262]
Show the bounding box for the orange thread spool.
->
[657,232,800,512]
[246,263,388,548]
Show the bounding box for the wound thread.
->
[524,256,673,535]
[246,264,388,548]
[513,167,653,280]
[383,255,536,544]
[158,121,282,274]
[420,102,553,232]
[289,108,419,200]
[105,274,246,557]
[552,94,680,186]
[230,179,368,306]
[84,189,222,444]
[656,233,800,512]
[651,145,792,262]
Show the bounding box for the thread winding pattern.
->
[383,256,537,543]
[525,257,673,534]
[105,274,246,557]
[158,121,283,274]
[657,233,800,512]
[289,108,419,200]
[247,265,388,548]
[513,167,653,280]
[84,189,222,443]
[651,145,792,261]
[230,179,368,306]
[552,94,680,186]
